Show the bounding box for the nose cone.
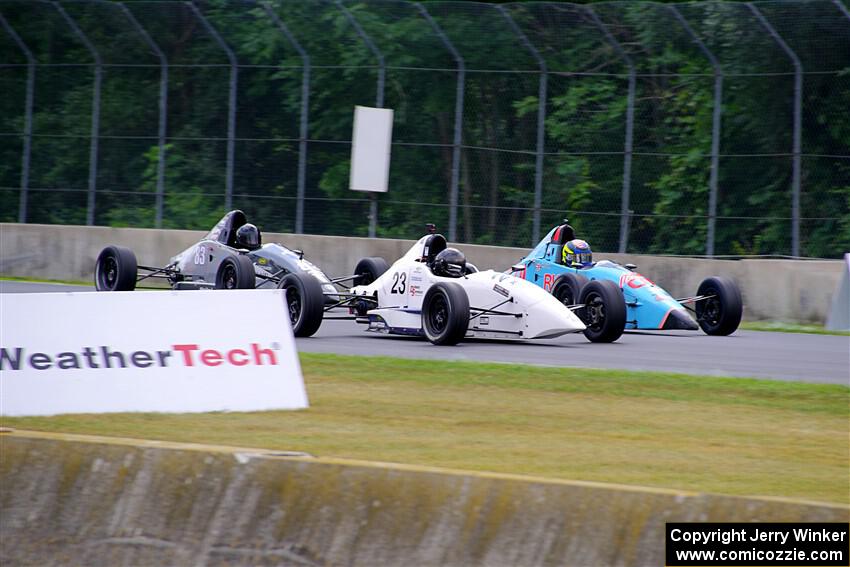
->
[523,292,586,338]
[662,309,699,331]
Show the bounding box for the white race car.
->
[348,231,626,345]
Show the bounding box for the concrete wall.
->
[2,432,847,567]
[1,223,844,323]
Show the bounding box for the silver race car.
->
[94,210,355,337]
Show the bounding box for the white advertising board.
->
[349,105,394,193]
[0,290,308,416]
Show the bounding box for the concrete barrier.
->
[1,431,847,567]
[826,254,850,331]
[0,223,844,323]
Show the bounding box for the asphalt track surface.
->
[3,280,848,385]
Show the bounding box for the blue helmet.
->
[563,239,592,267]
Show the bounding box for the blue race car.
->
[509,220,743,336]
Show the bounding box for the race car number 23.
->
[390,272,407,294]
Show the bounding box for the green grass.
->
[0,275,170,289]
[0,275,91,286]
[741,321,850,336]
[3,354,848,504]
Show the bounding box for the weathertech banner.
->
[666,522,849,567]
[1,290,308,415]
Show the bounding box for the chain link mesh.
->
[1,0,848,257]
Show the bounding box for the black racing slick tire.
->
[278,272,325,337]
[551,273,589,307]
[353,257,390,286]
[695,276,743,336]
[578,279,626,343]
[422,282,469,346]
[216,255,256,289]
[95,245,138,291]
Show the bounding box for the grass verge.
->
[740,321,850,336]
[0,275,91,286]
[3,353,847,504]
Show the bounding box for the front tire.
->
[215,255,256,289]
[695,276,743,336]
[353,257,390,286]
[578,279,626,343]
[422,282,469,345]
[551,273,588,307]
[95,245,137,291]
[278,272,325,337]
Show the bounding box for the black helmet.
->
[432,247,466,278]
[235,223,261,250]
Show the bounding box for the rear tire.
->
[353,257,389,286]
[216,255,255,289]
[422,282,469,345]
[278,272,325,337]
[551,273,588,307]
[695,276,743,336]
[95,246,137,291]
[579,279,626,343]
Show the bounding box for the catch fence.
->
[1,0,849,257]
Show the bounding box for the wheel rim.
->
[286,287,302,327]
[222,264,237,289]
[555,285,574,306]
[101,256,118,288]
[427,293,449,335]
[584,292,606,331]
[699,288,721,326]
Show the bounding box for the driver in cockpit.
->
[432,247,467,278]
[562,238,593,268]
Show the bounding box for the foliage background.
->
[1,0,848,257]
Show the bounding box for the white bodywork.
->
[350,235,586,340]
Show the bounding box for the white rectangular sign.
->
[350,105,394,193]
[0,290,308,416]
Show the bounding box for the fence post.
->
[120,3,168,229]
[54,1,101,226]
[187,1,237,213]
[416,3,464,243]
[0,13,34,224]
[748,3,802,258]
[836,0,850,19]
[585,6,635,254]
[497,5,547,247]
[336,0,385,238]
[668,5,724,257]
[262,3,310,235]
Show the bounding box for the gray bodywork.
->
[166,210,336,295]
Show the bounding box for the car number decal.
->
[193,246,206,265]
[390,271,407,294]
